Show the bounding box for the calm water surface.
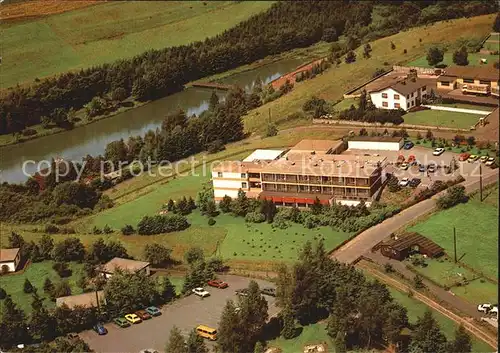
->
[0,59,303,183]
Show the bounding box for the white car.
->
[485,157,495,166]
[490,305,498,315]
[432,148,445,156]
[400,163,409,170]
[398,177,410,187]
[192,287,210,298]
[478,303,493,313]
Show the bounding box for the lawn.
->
[243,15,495,133]
[408,184,498,279]
[268,322,333,353]
[188,212,353,263]
[403,109,483,129]
[407,52,499,68]
[0,261,84,315]
[331,97,359,112]
[405,257,498,304]
[0,1,274,88]
[414,139,497,157]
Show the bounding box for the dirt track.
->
[357,260,498,349]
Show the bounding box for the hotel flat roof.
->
[243,149,285,162]
[289,139,344,154]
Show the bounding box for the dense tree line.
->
[0,1,361,135]
[2,1,493,136]
[272,240,472,352]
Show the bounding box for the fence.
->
[342,68,394,98]
[312,118,470,132]
[392,65,439,76]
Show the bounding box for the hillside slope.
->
[0,1,274,88]
[243,14,495,133]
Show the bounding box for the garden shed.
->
[380,232,444,260]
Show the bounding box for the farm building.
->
[97,257,151,279]
[347,136,404,151]
[0,248,21,273]
[380,232,444,261]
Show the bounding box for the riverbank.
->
[0,42,329,149]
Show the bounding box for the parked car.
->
[407,155,416,165]
[403,141,414,150]
[261,287,276,297]
[125,313,142,324]
[467,155,479,163]
[409,178,421,187]
[490,305,498,316]
[485,157,496,167]
[432,147,445,156]
[400,163,409,170]
[418,164,426,172]
[478,303,493,313]
[398,178,410,187]
[93,323,108,335]
[459,153,471,161]
[208,279,228,289]
[145,306,162,317]
[113,317,131,328]
[235,288,249,297]
[427,164,436,173]
[480,155,489,163]
[135,309,152,320]
[192,287,210,298]
[397,155,405,164]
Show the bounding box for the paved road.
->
[79,275,278,353]
[331,169,498,264]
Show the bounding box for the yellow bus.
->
[196,325,217,341]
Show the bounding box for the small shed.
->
[380,232,444,261]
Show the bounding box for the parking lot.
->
[345,146,493,188]
[79,275,278,353]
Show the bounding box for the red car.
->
[208,279,228,289]
[459,153,471,161]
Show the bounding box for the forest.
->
[0,0,495,135]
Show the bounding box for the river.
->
[0,58,303,184]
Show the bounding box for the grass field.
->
[1,1,274,88]
[243,15,495,134]
[0,261,84,314]
[407,52,498,68]
[405,258,498,304]
[0,1,99,21]
[403,109,483,129]
[409,184,498,279]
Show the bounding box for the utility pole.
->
[479,163,483,202]
[453,227,457,263]
[268,108,271,124]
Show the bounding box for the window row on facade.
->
[260,173,370,186]
[262,183,370,196]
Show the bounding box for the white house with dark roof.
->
[369,79,428,111]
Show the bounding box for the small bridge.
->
[191,82,234,90]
